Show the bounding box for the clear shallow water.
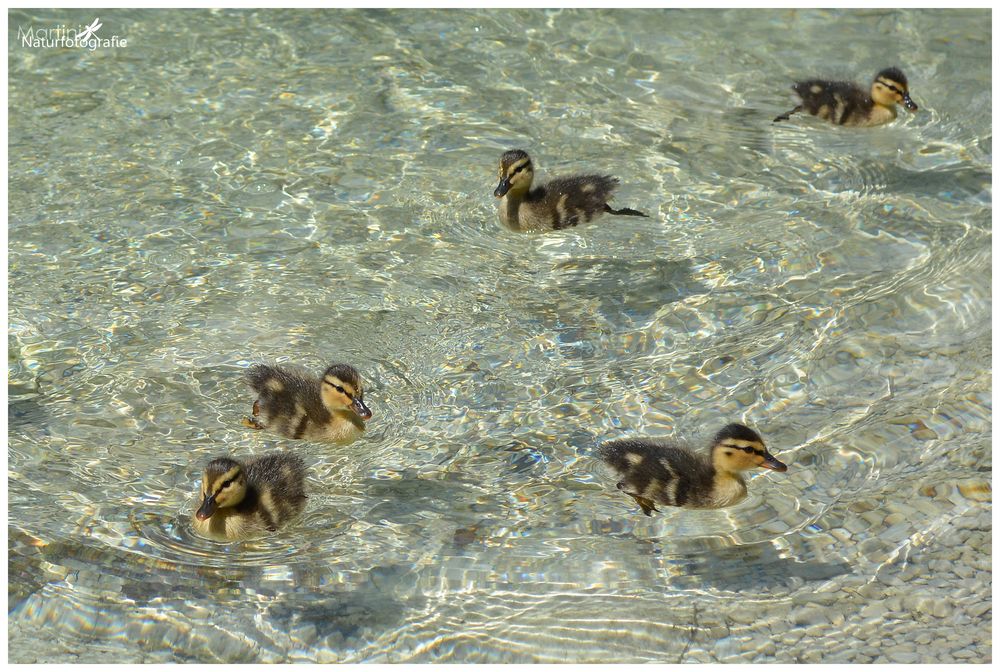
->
[8,8,991,663]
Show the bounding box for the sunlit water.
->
[8,8,991,663]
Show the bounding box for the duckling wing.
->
[247,363,315,396]
[599,440,714,507]
[246,364,329,430]
[529,175,619,229]
[244,453,308,523]
[792,80,870,125]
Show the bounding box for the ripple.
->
[8,7,991,664]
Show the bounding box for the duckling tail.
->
[773,105,802,123]
[604,204,648,217]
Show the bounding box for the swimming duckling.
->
[774,67,918,127]
[192,452,307,541]
[493,149,648,231]
[242,362,372,443]
[598,423,786,515]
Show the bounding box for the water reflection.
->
[8,7,990,664]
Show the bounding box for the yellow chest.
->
[192,508,268,542]
[309,413,365,443]
[708,475,748,508]
[856,104,897,127]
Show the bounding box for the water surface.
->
[8,8,991,663]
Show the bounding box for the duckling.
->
[598,423,786,515]
[493,149,648,231]
[242,362,372,443]
[774,67,918,127]
[192,452,307,541]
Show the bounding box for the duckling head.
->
[321,363,372,420]
[196,457,248,521]
[494,149,534,198]
[871,67,917,112]
[710,423,787,475]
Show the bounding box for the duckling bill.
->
[193,452,307,541]
[774,67,917,127]
[243,362,372,443]
[599,423,786,514]
[494,149,648,231]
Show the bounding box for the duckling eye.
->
[877,81,903,95]
[221,477,237,489]
[741,446,754,454]
[325,380,349,396]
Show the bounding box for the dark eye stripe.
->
[877,80,904,95]
[324,379,352,396]
[722,442,766,456]
[510,163,531,176]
